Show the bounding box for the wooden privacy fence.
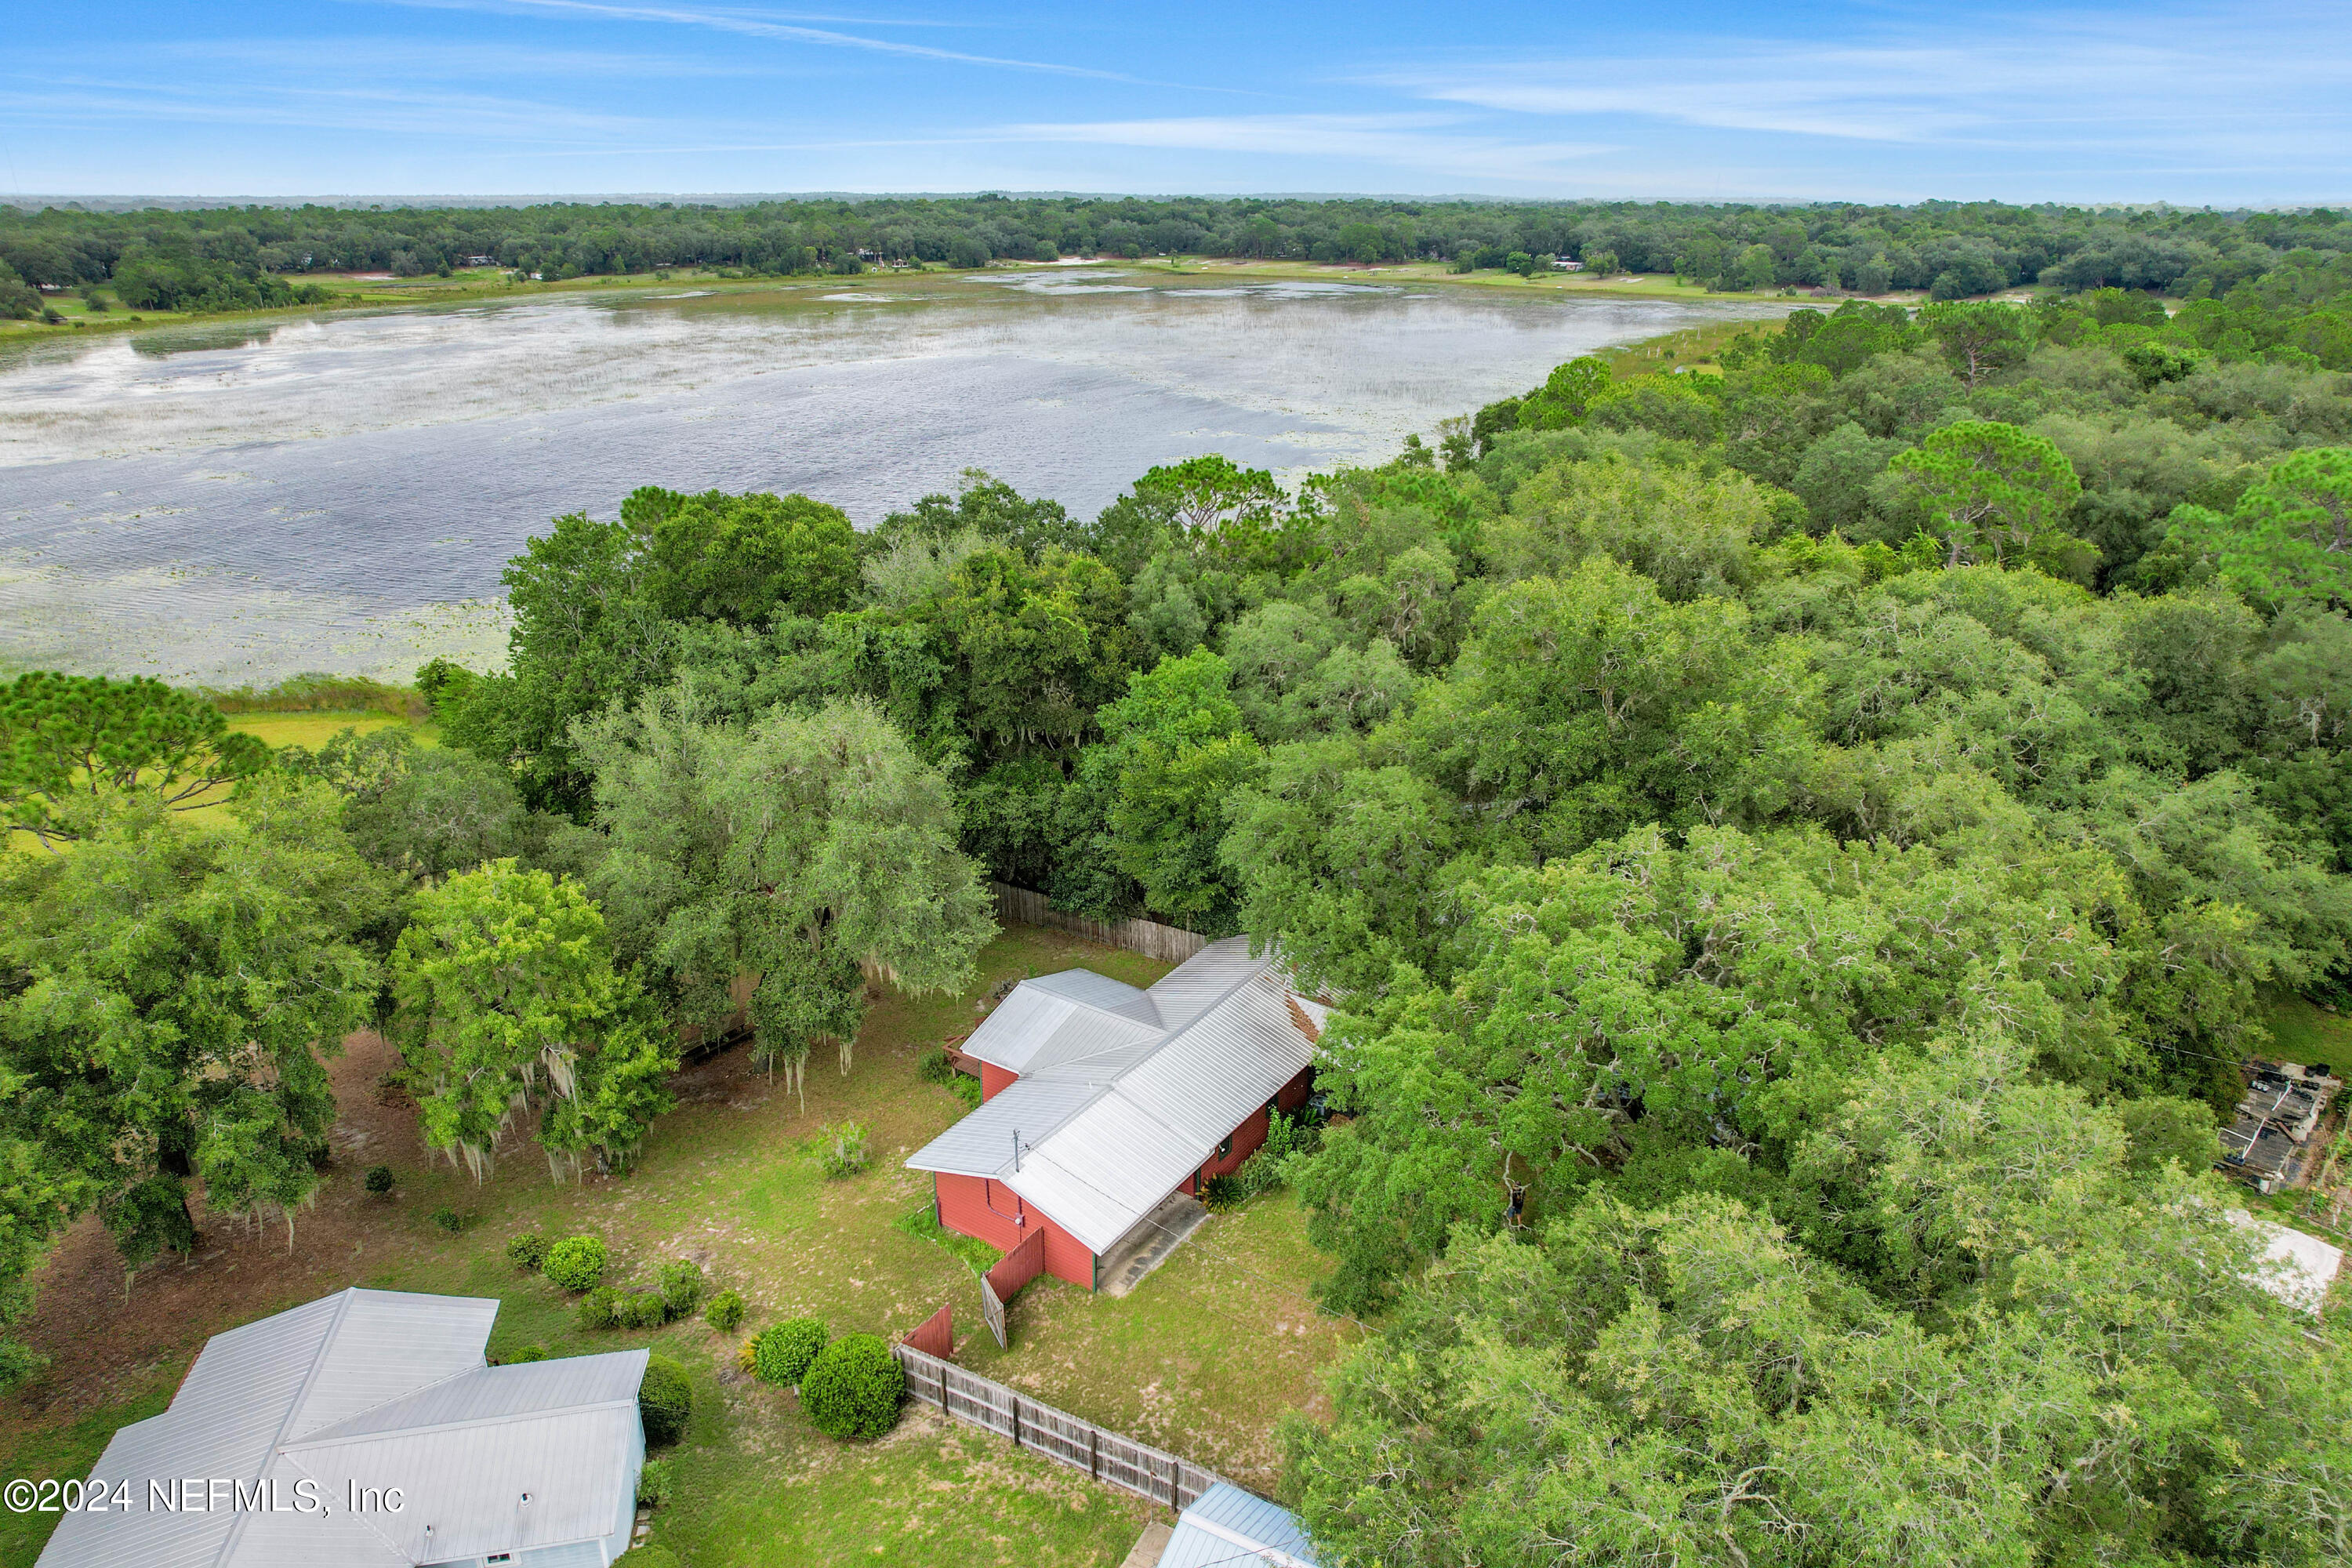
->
[895,1344,1228,1512]
[902,1305,954,1360]
[990,882,1208,965]
[978,1229,1047,1348]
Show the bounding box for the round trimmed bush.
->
[801,1333,904,1441]
[362,1165,395,1196]
[752,1318,826,1388]
[635,1457,673,1508]
[704,1290,746,1334]
[613,1547,680,1568]
[638,1354,693,1447]
[506,1232,549,1272]
[619,1290,667,1330]
[543,1235,608,1292]
[503,1345,549,1364]
[576,1287,620,1332]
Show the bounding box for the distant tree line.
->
[4,196,2350,317]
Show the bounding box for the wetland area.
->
[0,268,1773,684]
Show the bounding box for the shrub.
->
[801,1333,904,1440]
[362,1165,395,1196]
[737,1336,760,1375]
[916,1046,955,1084]
[543,1235,608,1291]
[619,1290,668,1330]
[656,1260,705,1321]
[753,1318,827,1387]
[1233,1110,1321,1200]
[817,1121,870,1179]
[704,1290,746,1334]
[577,1287,621,1332]
[614,1548,680,1568]
[1200,1174,1244,1212]
[506,1232,549,1272]
[638,1354,694,1446]
[950,1075,982,1110]
[429,1207,470,1234]
[503,1345,549,1364]
[636,1457,673,1508]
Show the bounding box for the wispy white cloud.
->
[1374,8,2352,157]
[990,114,1614,183]
[163,36,787,79]
[366,0,1156,82]
[0,74,646,140]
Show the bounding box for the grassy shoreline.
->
[0,253,1872,347]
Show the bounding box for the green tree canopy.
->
[572,691,995,1103]
[1078,649,1265,930]
[0,780,387,1376]
[390,859,674,1179]
[2170,446,2352,606]
[0,673,270,846]
[629,485,862,626]
[1889,419,2088,572]
[1287,1047,2346,1566]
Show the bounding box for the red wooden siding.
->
[932,1063,1318,1289]
[980,1062,1019,1102]
[934,1172,1096,1288]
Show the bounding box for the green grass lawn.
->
[0,924,1355,1567]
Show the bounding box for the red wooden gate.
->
[978,1229,1047,1348]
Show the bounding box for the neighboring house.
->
[906,938,1321,1290]
[1156,1481,1321,1567]
[39,1287,647,1568]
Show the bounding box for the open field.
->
[0,924,1359,1567]
[221,709,430,750]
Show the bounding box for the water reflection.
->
[0,280,1777,684]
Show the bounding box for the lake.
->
[0,271,1773,684]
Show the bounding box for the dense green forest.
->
[7,245,2352,1560]
[5,194,2352,315]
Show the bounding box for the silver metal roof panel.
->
[1004,1096,1205,1254]
[281,1290,497,1442]
[904,939,1319,1256]
[295,1351,648,1443]
[281,1403,641,1563]
[37,1291,642,1568]
[1026,969,1156,1018]
[904,1079,1102,1177]
[1161,1481,1320,1568]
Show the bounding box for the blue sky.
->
[4,1,2347,204]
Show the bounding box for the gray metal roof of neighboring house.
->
[906,938,1316,1256]
[37,1290,644,1568]
[1159,1482,1321,1568]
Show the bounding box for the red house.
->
[906,938,1321,1291]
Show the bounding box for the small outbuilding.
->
[906,938,1320,1291]
[38,1287,648,1568]
[1156,1481,1321,1567]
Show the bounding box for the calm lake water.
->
[0,272,1773,684]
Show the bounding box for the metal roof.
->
[38,1289,644,1568]
[1160,1482,1321,1568]
[906,938,1316,1255]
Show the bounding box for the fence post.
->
[1010,1392,1022,1450]
[1088,1426,1098,1480]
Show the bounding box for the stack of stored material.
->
[2220,1061,2339,1193]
